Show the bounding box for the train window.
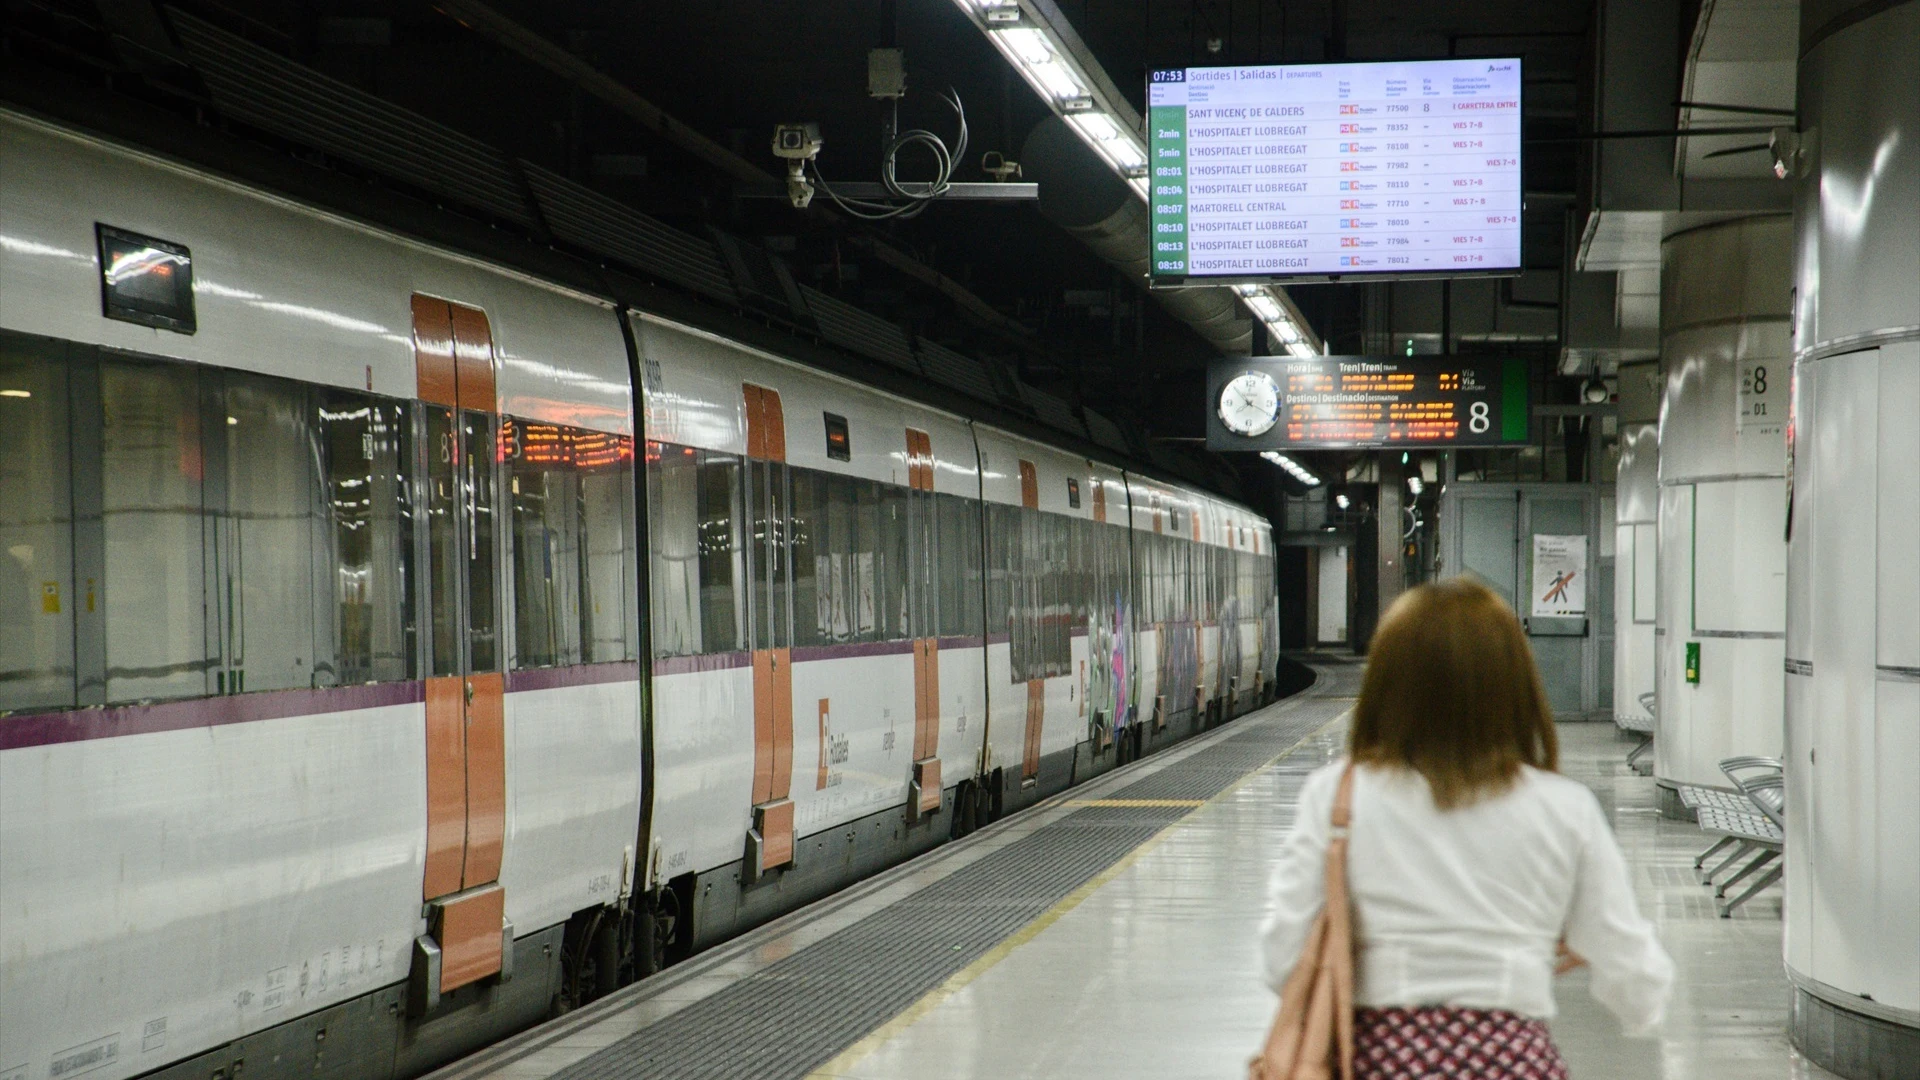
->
[508,422,636,669]
[425,407,462,676]
[318,391,415,684]
[935,492,982,638]
[97,224,195,334]
[788,469,822,647]
[746,461,792,650]
[466,413,502,673]
[101,360,211,702]
[878,484,908,641]
[823,412,851,461]
[646,443,741,658]
[220,373,323,693]
[0,335,77,713]
[985,503,1011,643]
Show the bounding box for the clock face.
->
[1218,371,1281,437]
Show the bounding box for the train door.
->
[410,294,508,1004]
[905,429,941,816]
[1018,459,1042,783]
[743,383,794,881]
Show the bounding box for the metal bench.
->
[1696,800,1783,916]
[1682,756,1782,873]
[1689,757,1786,916]
[1616,692,1656,774]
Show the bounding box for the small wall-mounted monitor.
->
[1147,58,1523,284]
[97,224,196,333]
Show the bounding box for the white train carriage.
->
[0,102,1281,1080]
[1,108,641,1080]
[633,313,994,946]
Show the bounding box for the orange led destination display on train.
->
[1207,355,1531,450]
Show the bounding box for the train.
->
[0,105,1280,1080]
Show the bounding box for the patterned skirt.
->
[1353,1007,1568,1080]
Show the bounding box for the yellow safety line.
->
[805,708,1350,1080]
[1066,797,1207,807]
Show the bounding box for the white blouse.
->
[1259,760,1674,1034]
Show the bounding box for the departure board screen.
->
[1205,356,1532,450]
[1147,58,1523,282]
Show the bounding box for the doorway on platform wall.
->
[1439,484,1615,719]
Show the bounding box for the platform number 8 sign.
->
[1739,360,1783,433]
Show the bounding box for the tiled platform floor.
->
[813,721,1840,1080]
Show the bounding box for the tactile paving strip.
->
[551,676,1353,1080]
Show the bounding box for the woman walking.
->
[1259,579,1672,1079]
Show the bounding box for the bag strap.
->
[1331,761,1356,831]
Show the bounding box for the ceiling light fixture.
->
[1260,450,1321,486]
[952,0,1323,356]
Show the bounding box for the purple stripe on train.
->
[0,680,427,751]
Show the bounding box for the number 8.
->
[1469,400,1491,433]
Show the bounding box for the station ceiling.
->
[3,0,1606,499]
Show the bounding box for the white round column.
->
[1785,1,1920,1071]
[1653,215,1791,816]
[1612,363,1658,734]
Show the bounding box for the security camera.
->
[772,123,823,161]
[772,123,823,209]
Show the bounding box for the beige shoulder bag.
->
[1249,763,1356,1080]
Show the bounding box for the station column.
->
[1612,361,1657,735]
[1784,1,1920,1071]
[1652,215,1791,817]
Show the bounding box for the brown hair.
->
[1349,578,1558,809]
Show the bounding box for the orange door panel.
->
[1019,460,1038,510]
[423,675,468,901]
[769,648,793,802]
[919,639,941,760]
[412,296,458,408]
[436,883,504,993]
[448,304,497,413]
[752,650,776,805]
[1024,679,1045,780]
[744,383,786,463]
[461,672,506,889]
[756,800,795,869]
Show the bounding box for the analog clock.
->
[1217,371,1281,437]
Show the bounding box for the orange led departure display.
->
[1207,355,1531,449]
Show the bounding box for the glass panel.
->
[101,360,208,702]
[699,453,742,653]
[854,478,880,642]
[425,405,461,676]
[577,433,633,664]
[646,442,698,657]
[508,420,583,669]
[748,460,791,650]
[986,503,1011,642]
[0,337,75,712]
[645,442,740,658]
[910,488,937,640]
[878,484,908,642]
[465,411,501,673]
[223,374,320,693]
[789,468,823,648]
[318,392,413,685]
